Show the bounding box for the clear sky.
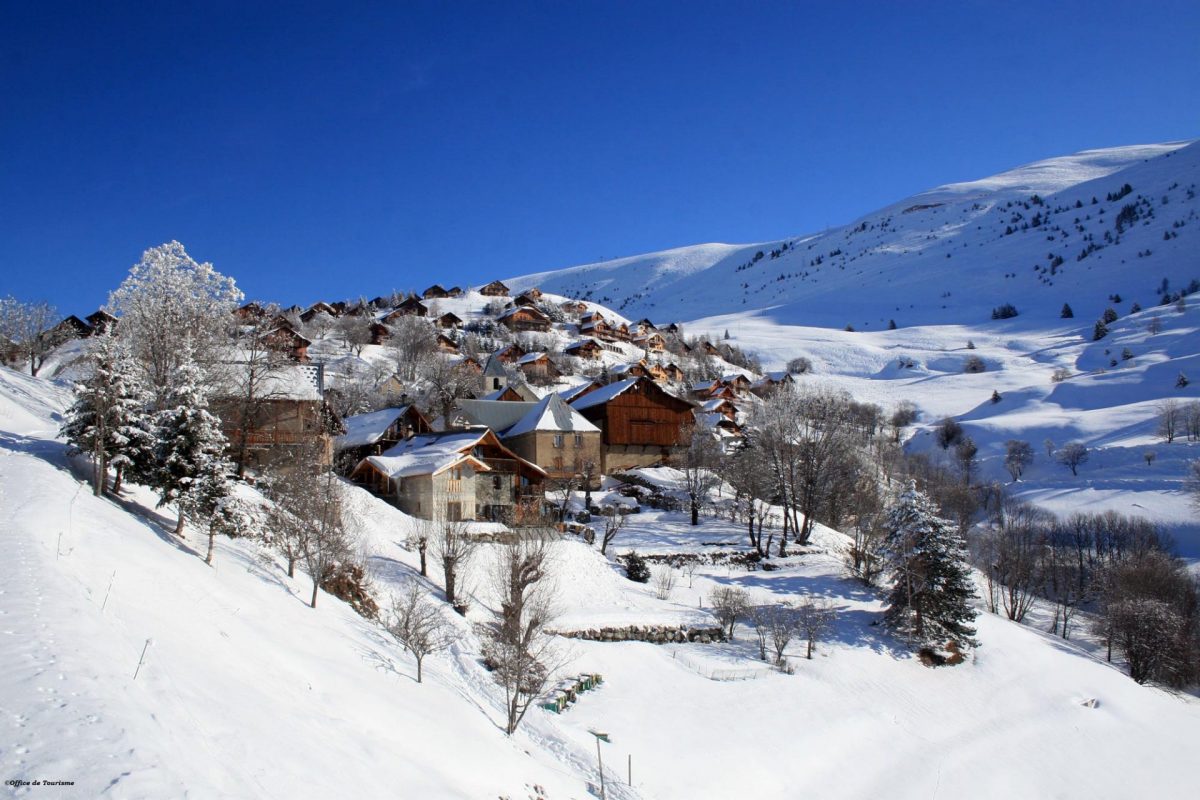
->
[2,0,1197,313]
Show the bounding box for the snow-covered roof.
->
[517,351,548,365]
[700,397,734,412]
[557,382,598,403]
[365,430,491,479]
[504,394,599,438]
[569,378,638,411]
[335,406,412,450]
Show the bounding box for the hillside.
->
[5,366,1200,798]
[507,140,1199,329]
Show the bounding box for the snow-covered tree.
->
[1003,440,1034,481]
[106,241,243,404]
[882,482,978,649]
[675,425,723,526]
[60,333,153,496]
[152,347,232,534]
[0,296,65,376]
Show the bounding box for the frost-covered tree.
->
[882,482,978,648]
[0,296,65,376]
[152,347,232,534]
[385,579,451,683]
[675,425,723,526]
[60,333,153,497]
[107,241,243,404]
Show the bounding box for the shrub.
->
[786,356,812,374]
[620,551,651,583]
[991,303,1019,320]
[963,355,986,373]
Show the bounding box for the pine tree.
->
[1060,303,1074,319]
[1093,319,1109,341]
[882,482,978,649]
[153,347,232,535]
[60,333,153,497]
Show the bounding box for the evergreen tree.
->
[1093,319,1109,341]
[882,482,978,649]
[60,333,152,497]
[153,346,232,535]
[1060,303,1074,319]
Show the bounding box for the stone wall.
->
[554,624,726,644]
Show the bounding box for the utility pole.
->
[589,730,610,800]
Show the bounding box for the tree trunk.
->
[287,557,296,579]
[418,542,427,576]
[807,637,814,659]
[175,512,185,536]
[443,558,456,606]
[113,463,124,494]
[310,579,319,608]
[416,655,423,683]
[690,500,699,526]
[206,529,215,565]
[93,447,107,497]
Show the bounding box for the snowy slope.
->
[507,140,1199,328]
[0,366,597,799]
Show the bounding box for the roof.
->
[504,394,599,438]
[482,355,507,377]
[569,378,638,411]
[517,351,549,365]
[335,406,413,450]
[366,430,492,479]
[701,397,734,412]
[557,382,598,403]
[497,306,550,322]
[458,399,536,432]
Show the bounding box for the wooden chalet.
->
[493,343,526,364]
[750,371,796,397]
[369,322,391,345]
[85,310,118,335]
[665,323,681,334]
[515,351,560,383]
[558,381,602,405]
[234,302,266,321]
[561,300,588,315]
[396,295,429,317]
[497,306,551,333]
[436,333,460,354]
[661,362,687,383]
[422,284,451,299]
[580,314,616,342]
[635,318,657,334]
[511,293,539,308]
[349,428,545,522]
[369,296,392,309]
[523,287,543,300]
[446,286,464,298]
[614,322,632,341]
[333,405,431,472]
[564,339,603,359]
[213,365,344,471]
[698,340,721,357]
[50,315,92,341]
[479,280,511,297]
[722,373,753,394]
[435,312,463,329]
[645,362,669,383]
[634,332,667,352]
[569,377,694,473]
[263,325,312,363]
[300,302,339,323]
[610,361,652,381]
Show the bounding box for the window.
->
[553,434,564,449]
[574,433,583,447]
[447,502,462,521]
[493,475,502,490]
[554,456,564,470]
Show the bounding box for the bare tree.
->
[385,580,451,683]
[386,316,438,382]
[1003,440,1034,481]
[710,586,750,639]
[483,529,562,735]
[1056,442,1089,476]
[682,559,700,588]
[766,603,802,667]
[653,567,676,600]
[796,595,834,659]
[723,441,774,556]
[421,357,479,429]
[748,605,772,661]
[431,518,476,610]
[598,509,626,556]
[845,473,887,586]
[334,315,373,357]
[0,296,64,376]
[675,425,723,526]
[1157,399,1181,443]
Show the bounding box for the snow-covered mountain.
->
[508,141,1199,329]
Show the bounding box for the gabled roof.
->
[504,394,599,438]
[483,355,507,377]
[557,381,599,403]
[497,306,550,322]
[335,406,416,450]
[569,378,638,411]
[516,351,550,365]
[458,399,536,432]
[366,430,492,479]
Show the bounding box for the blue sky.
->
[2,1,1197,313]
